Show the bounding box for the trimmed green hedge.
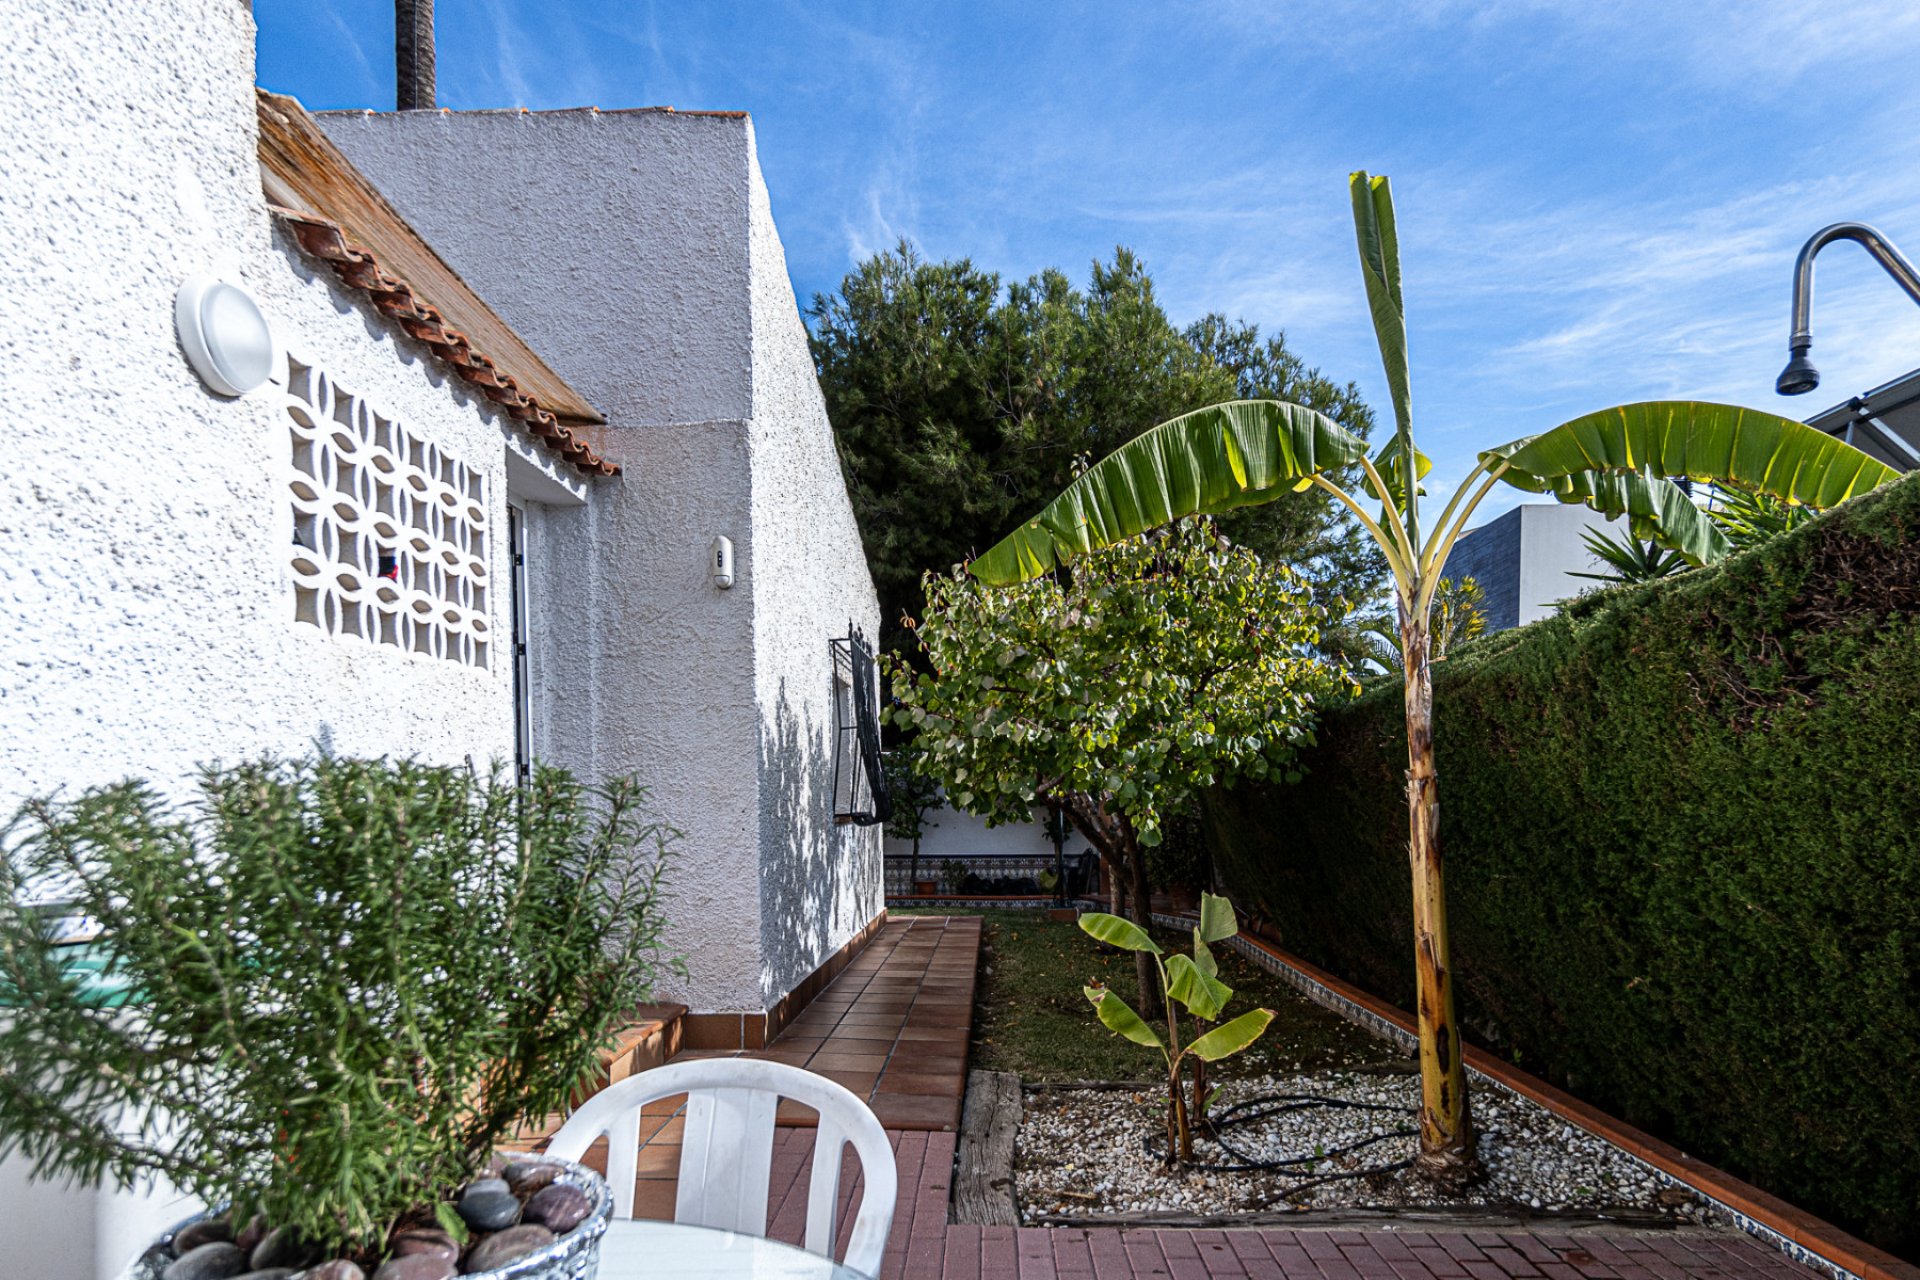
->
[1205,473,1920,1257]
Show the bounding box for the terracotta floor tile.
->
[868,1093,960,1129]
[757,1048,815,1066]
[874,1070,966,1097]
[636,1142,683,1176]
[775,1099,821,1126]
[630,1179,677,1220]
[815,1069,879,1096]
[820,1035,897,1054]
[838,1019,907,1035]
[809,1051,891,1071]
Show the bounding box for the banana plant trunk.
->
[1398,605,1476,1180]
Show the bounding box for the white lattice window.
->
[285,356,491,669]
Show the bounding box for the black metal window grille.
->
[830,626,892,825]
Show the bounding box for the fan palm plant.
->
[966,171,1899,1180]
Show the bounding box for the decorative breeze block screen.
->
[285,356,491,668]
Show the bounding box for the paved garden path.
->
[676,914,980,1129]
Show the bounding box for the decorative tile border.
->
[886,895,1057,909]
[1142,909,1918,1280]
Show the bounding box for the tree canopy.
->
[810,242,1383,652]
[888,517,1353,1010]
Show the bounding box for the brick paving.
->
[676,914,981,1131]
[599,1124,1809,1280]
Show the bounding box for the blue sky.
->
[258,1,1920,526]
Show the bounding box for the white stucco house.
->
[1,3,883,1273]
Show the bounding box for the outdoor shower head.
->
[1779,221,1920,398]
[1776,343,1821,396]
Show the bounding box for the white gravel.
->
[1016,1069,1717,1225]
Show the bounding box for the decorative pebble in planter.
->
[124,1157,610,1280]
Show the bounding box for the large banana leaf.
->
[1078,912,1162,955]
[1084,984,1165,1051]
[1186,1008,1275,1062]
[1351,172,1411,445]
[1197,892,1238,944]
[1485,402,1898,512]
[968,400,1369,586]
[1192,933,1218,979]
[1165,953,1231,1022]
[1476,462,1732,565]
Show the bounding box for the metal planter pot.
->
[120,1156,611,1280]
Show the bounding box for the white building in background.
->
[1,4,882,1273]
[1445,504,1629,632]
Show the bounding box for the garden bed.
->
[1016,1070,1717,1226]
[923,909,1721,1231]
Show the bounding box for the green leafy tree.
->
[0,757,680,1258]
[1708,484,1821,546]
[966,172,1900,1180]
[810,244,1382,653]
[889,517,1352,1018]
[1080,894,1272,1164]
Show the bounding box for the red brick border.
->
[1221,926,1920,1280]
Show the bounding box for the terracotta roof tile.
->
[273,208,618,476]
[257,90,616,478]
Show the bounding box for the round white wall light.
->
[176,275,275,397]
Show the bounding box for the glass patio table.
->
[597,1220,874,1279]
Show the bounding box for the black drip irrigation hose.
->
[1142,1093,1419,1192]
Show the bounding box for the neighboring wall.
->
[1448,503,1624,631]
[0,2,518,822]
[322,109,883,1013]
[883,803,1059,862]
[1205,474,1920,1259]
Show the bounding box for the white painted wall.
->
[744,144,885,1003]
[883,802,1059,862]
[0,3,549,1275]
[322,107,885,1014]
[0,4,532,833]
[1514,504,1628,625]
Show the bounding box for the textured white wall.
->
[0,2,520,822]
[323,108,883,1013]
[0,3,530,1276]
[744,142,884,1005]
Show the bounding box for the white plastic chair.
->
[546,1057,898,1277]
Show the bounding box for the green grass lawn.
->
[897,907,1405,1083]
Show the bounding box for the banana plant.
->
[1080,892,1274,1164]
[974,171,1901,1181]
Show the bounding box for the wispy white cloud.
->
[314,0,376,101]
[1208,0,1920,88]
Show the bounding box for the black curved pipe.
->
[1778,222,1920,396]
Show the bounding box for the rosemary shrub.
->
[0,756,680,1254]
